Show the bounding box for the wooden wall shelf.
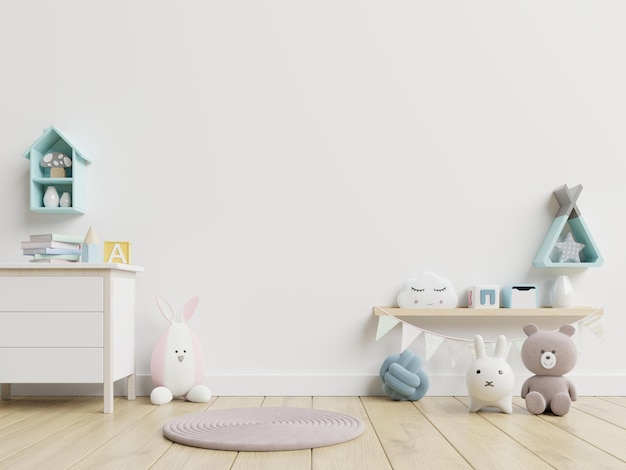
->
[373,306,603,318]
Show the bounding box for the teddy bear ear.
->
[559,324,576,337]
[523,323,539,337]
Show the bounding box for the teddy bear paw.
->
[550,393,572,416]
[525,391,547,414]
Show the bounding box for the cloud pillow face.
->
[397,272,458,308]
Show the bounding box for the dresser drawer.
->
[0,277,103,312]
[0,312,103,347]
[0,348,103,382]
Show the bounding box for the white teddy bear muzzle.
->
[540,350,556,369]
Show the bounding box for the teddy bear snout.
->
[540,350,556,369]
[485,381,494,387]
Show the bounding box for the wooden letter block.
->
[468,285,500,309]
[104,242,132,264]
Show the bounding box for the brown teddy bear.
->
[520,323,577,416]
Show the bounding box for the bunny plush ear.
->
[474,335,486,359]
[156,296,177,323]
[494,335,508,359]
[182,295,200,322]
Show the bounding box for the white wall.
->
[1,1,625,396]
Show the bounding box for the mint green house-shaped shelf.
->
[533,184,603,268]
[23,125,92,214]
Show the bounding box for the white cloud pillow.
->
[397,272,458,308]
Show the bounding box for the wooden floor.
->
[1,395,625,469]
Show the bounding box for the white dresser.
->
[0,263,144,413]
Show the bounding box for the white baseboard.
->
[5,374,626,397]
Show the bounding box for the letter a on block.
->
[107,243,127,263]
[104,241,131,264]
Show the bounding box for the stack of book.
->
[21,233,85,263]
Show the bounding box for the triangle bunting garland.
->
[376,315,400,341]
[512,339,526,354]
[401,323,423,352]
[579,313,605,340]
[424,333,445,361]
[445,339,467,368]
[504,341,512,360]
[571,323,581,353]
[468,340,476,360]
[375,310,602,365]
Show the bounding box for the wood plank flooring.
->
[1,395,625,469]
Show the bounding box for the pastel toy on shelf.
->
[555,232,585,263]
[549,275,575,308]
[467,285,499,309]
[105,241,132,264]
[41,151,72,178]
[379,350,429,401]
[501,285,538,308]
[43,186,59,208]
[59,191,72,208]
[397,272,458,309]
[150,295,212,405]
[533,184,603,268]
[466,335,514,413]
[82,226,102,263]
[520,323,577,416]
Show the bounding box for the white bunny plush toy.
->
[466,334,514,413]
[150,295,212,405]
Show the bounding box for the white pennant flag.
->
[503,340,512,359]
[468,341,476,360]
[512,339,526,354]
[401,323,423,352]
[376,315,400,341]
[445,339,467,368]
[579,313,605,340]
[571,323,581,353]
[424,332,445,361]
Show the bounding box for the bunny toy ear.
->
[474,335,486,359]
[182,295,199,322]
[156,296,177,324]
[494,335,508,359]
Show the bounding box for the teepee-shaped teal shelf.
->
[533,184,603,268]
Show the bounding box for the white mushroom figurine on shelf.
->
[41,152,72,178]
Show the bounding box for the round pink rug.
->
[163,407,365,451]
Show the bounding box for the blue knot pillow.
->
[379,350,429,401]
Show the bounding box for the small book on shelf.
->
[28,254,81,261]
[21,240,82,250]
[22,247,82,255]
[29,258,78,263]
[29,233,85,244]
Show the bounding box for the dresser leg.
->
[103,382,113,414]
[127,374,136,401]
[1,384,11,400]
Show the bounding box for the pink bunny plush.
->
[150,295,212,405]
